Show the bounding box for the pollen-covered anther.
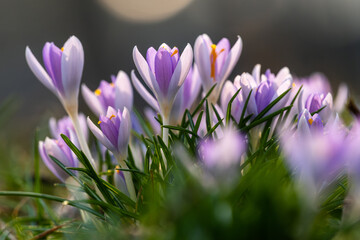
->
[98,120,102,124]
[292,82,296,88]
[61,47,64,52]
[210,44,225,80]
[110,83,115,87]
[109,114,116,120]
[171,49,178,57]
[308,118,314,125]
[94,89,101,96]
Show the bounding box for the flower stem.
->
[115,154,136,201]
[68,111,96,169]
[161,114,170,169]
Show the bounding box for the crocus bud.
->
[82,70,133,116]
[39,130,79,182]
[194,34,242,103]
[87,106,131,159]
[25,36,84,114]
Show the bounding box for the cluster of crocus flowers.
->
[28,33,360,217]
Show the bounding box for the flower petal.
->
[87,117,115,152]
[131,70,160,112]
[133,46,161,99]
[118,107,131,157]
[218,36,243,88]
[25,46,57,96]
[194,35,212,91]
[240,73,258,116]
[81,84,105,116]
[252,64,261,85]
[114,70,133,111]
[61,36,84,103]
[154,48,173,96]
[167,44,193,99]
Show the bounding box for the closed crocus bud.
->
[87,106,131,159]
[239,65,293,118]
[49,113,88,140]
[82,70,133,116]
[194,34,242,103]
[39,130,79,182]
[25,36,84,114]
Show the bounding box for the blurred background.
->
[1,0,360,148]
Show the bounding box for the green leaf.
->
[226,87,242,125]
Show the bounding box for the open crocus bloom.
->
[297,109,324,135]
[87,106,131,158]
[239,64,293,118]
[39,130,79,182]
[131,43,193,119]
[194,34,242,103]
[82,70,133,116]
[25,36,84,114]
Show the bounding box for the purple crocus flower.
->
[194,34,242,103]
[198,128,246,171]
[220,75,244,122]
[49,113,88,140]
[239,64,293,118]
[300,92,333,122]
[25,36,84,114]
[297,109,324,135]
[39,130,79,182]
[281,122,348,204]
[82,70,133,116]
[131,43,193,120]
[87,106,131,158]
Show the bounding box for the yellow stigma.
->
[109,114,116,120]
[115,165,120,174]
[94,89,101,96]
[308,118,314,125]
[292,82,296,88]
[210,44,225,81]
[110,83,115,87]
[171,49,178,57]
[61,47,64,52]
[98,120,102,124]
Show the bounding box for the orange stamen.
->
[210,44,225,81]
[308,118,313,125]
[95,89,101,96]
[110,83,115,87]
[98,120,102,124]
[109,114,116,120]
[61,47,64,52]
[171,49,178,57]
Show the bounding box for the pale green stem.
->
[68,110,96,169]
[115,154,136,201]
[161,114,170,169]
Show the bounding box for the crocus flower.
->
[220,75,244,122]
[87,106,136,200]
[297,109,324,135]
[82,70,133,116]
[296,73,348,122]
[25,36,84,114]
[87,106,131,159]
[194,34,242,103]
[239,64,293,118]
[281,122,348,204]
[49,113,88,140]
[39,131,79,182]
[198,128,246,172]
[131,43,193,121]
